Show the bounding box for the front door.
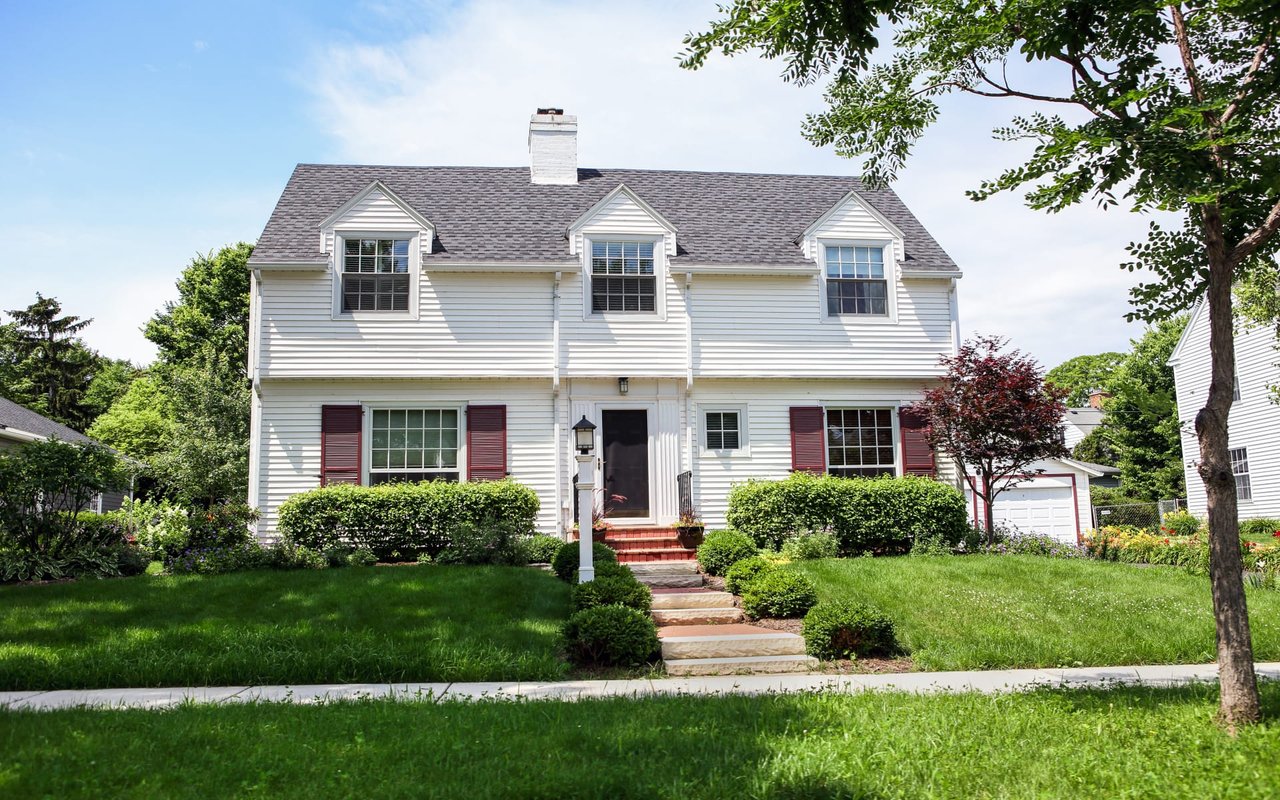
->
[601,409,649,519]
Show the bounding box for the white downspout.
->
[684,272,695,496]
[247,270,264,536]
[552,271,563,537]
[948,277,960,355]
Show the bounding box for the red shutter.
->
[320,405,362,486]
[467,405,507,481]
[789,406,826,474]
[899,408,936,477]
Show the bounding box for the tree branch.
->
[1230,196,1280,268]
[1221,35,1272,125]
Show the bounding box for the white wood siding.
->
[323,190,432,260]
[801,196,905,263]
[255,379,559,535]
[1173,307,1280,519]
[571,191,676,256]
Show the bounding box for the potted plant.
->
[675,510,705,548]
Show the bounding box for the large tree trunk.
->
[1196,207,1260,729]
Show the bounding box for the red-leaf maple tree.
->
[908,336,1068,542]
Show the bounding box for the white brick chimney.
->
[528,108,577,185]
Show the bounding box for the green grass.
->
[0,566,570,690]
[3,684,1279,798]
[793,555,1280,671]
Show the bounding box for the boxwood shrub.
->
[571,574,652,613]
[561,605,660,667]
[552,541,618,582]
[522,534,564,564]
[696,529,758,576]
[802,601,898,660]
[741,570,818,619]
[726,472,967,554]
[276,480,538,561]
[724,555,775,595]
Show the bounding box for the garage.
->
[966,458,1094,544]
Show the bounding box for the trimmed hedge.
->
[571,574,652,614]
[523,534,563,564]
[696,530,758,576]
[562,605,660,667]
[802,601,898,660]
[724,555,775,595]
[276,480,539,561]
[552,541,618,582]
[741,570,818,619]
[726,473,968,554]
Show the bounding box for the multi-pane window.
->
[1233,376,1241,402]
[826,408,896,478]
[705,411,741,450]
[1230,447,1251,501]
[825,245,888,316]
[369,409,459,484]
[591,241,656,312]
[342,238,410,312]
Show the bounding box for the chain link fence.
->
[1093,499,1186,530]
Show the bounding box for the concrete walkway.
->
[3,663,1278,711]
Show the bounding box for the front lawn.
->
[792,555,1280,670]
[2,684,1278,798]
[0,566,570,690]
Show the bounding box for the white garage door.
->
[992,486,1076,542]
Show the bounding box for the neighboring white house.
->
[245,108,1091,540]
[1170,301,1280,520]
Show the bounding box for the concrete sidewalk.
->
[3,662,1278,711]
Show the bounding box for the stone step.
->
[651,591,735,610]
[659,626,807,660]
[634,573,704,589]
[627,561,698,575]
[665,654,819,676]
[652,607,745,625]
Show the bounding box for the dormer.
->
[800,190,908,324]
[568,184,678,319]
[319,180,434,319]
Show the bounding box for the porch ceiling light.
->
[573,416,597,454]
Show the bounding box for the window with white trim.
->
[826,408,896,477]
[1230,447,1251,501]
[591,241,656,312]
[369,409,459,484]
[1233,376,1241,402]
[705,411,741,450]
[825,245,888,316]
[342,238,410,312]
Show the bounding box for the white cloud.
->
[307,0,1171,366]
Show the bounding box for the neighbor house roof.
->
[1063,407,1105,436]
[0,397,95,446]
[248,165,959,272]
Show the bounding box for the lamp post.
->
[572,416,598,583]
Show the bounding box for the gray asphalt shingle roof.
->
[248,165,958,271]
[0,397,94,445]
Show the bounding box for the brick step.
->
[665,654,819,676]
[604,536,684,551]
[616,548,699,563]
[633,573,704,589]
[652,607,745,625]
[573,528,678,540]
[651,591,735,610]
[659,627,807,660]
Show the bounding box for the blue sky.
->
[1,0,1161,366]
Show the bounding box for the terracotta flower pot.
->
[675,525,705,548]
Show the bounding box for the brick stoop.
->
[575,527,698,563]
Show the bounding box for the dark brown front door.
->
[602,409,649,518]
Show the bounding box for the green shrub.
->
[166,542,268,575]
[741,570,818,619]
[561,605,660,667]
[1161,510,1202,538]
[726,473,968,554]
[1240,518,1280,539]
[909,535,954,556]
[113,499,190,560]
[277,479,539,561]
[571,574,652,613]
[522,534,563,564]
[0,543,140,583]
[436,518,528,566]
[265,541,329,571]
[576,560,632,583]
[185,503,258,551]
[345,548,378,567]
[802,601,898,660]
[697,529,758,576]
[0,438,125,557]
[114,543,151,576]
[552,541,618,582]
[781,531,839,560]
[724,555,776,595]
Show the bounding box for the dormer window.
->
[342,238,410,312]
[825,245,888,316]
[591,241,656,313]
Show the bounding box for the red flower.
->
[1163,538,1170,545]
[1272,531,1280,538]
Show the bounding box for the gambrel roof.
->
[248,165,958,272]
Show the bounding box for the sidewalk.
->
[4,663,1278,711]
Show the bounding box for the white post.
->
[575,453,595,582]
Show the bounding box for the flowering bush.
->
[165,542,268,575]
[981,530,1084,559]
[1160,510,1202,538]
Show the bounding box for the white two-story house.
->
[245,109,968,538]
[1170,301,1280,519]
